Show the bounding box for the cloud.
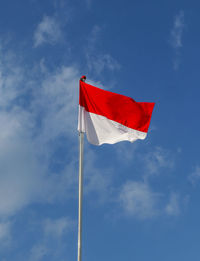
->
[0,47,81,217]
[33,65,79,140]
[44,217,74,238]
[0,48,24,108]
[84,149,113,203]
[113,143,181,219]
[115,142,139,162]
[0,222,11,242]
[29,245,48,261]
[170,10,185,70]
[143,146,174,176]
[188,165,200,185]
[119,181,185,219]
[0,45,116,221]
[114,143,175,177]
[87,53,120,76]
[86,25,120,76]
[170,11,185,48]
[0,52,40,216]
[29,216,74,261]
[119,181,160,219]
[34,15,62,47]
[87,25,102,52]
[165,193,180,216]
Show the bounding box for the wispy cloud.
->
[29,216,74,261]
[44,217,74,238]
[87,53,120,76]
[170,11,185,48]
[86,25,120,77]
[165,192,180,216]
[170,10,185,70]
[84,149,113,204]
[34,15,62,47]
[0,47,80,218]
[0,222,11,243]
[119,181,160,219]
[0,44,117,222]
[116,144,175,175]
[112,140,182,219]
[119,181,185,219]
[143,146,175,176]
[188,165,200,185]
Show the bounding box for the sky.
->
[0,0,200,260]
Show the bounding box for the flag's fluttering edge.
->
[78,80,155,145]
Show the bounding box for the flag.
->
[78,78,155,145]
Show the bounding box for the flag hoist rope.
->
[78,131,84,261]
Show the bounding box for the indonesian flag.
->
[78,78,155,145]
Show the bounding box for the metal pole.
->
[77,132,84,261]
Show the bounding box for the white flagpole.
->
[77,131,84,261]
[77,76,86,261]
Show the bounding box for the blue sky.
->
[0,0,199,260]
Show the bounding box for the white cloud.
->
[144,146,174,176]
[170,10,185,70]
[29,216,74,261]
[34,65,79,140]
[88,25,101,49]
[170,11,185,48]
[115,143,183,219]
[188,166,200,185]
[87,53,120,76]
[0,45,115,220]
[0,49,24,108]
[0,53,41,216]
[115,142,139,162]
[119,181,160,219]
[29,245,48,261]
[0,48,81,217]
[34,15,62,47]
[0,222,11,242]
[165,193,180,216]
[119,181,185,219]
[113,143,181,219]
[44,217,73,238]
[114,144,175,177]
[83,149,113,204]
[86,25,120,76]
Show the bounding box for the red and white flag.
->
[78,79,155,145]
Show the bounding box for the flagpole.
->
[77,131,84,261]
[77,76,86,261]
